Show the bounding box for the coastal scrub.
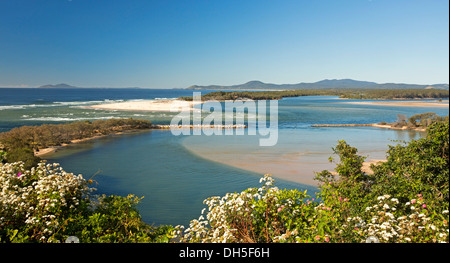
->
[0,161,174,243]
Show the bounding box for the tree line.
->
[0,118,153,169]
[179,89,449,101]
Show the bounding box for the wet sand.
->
[182,140,386,186]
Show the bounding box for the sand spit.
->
[34,124,246,157]
[345,100,449,107]
[89,99,202,112]
[311,123,427,132]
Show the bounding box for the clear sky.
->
[0,0,448,88]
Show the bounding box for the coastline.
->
[34,124,247,157]
[88,97,449,112]
[34,130,146,157]
[343,100,449,107]
[89,99,202,111]
[311,123,427,132]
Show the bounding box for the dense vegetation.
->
[177,121,449,243]
[340,88,449,99]
[179,89,449,101]
[179,89,342,101]
[1,121,448,243]
[0,118,153,169]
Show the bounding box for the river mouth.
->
[2,91,446,226]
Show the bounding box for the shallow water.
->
[44,130,313,226]
[182,126,424,185]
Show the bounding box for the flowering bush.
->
[345,194,448,243]
[175,174,318,243]
[0,161,174,243]
[175,175,449,243]
[0,161,92,242]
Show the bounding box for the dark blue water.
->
[0,88,194,106]
[0,88,198,132]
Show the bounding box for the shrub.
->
[176,174,318,243]
[175,174,449,243]
[371,121,449,206]
[0,149,6,164]
[0,161,174,243]
[344,194,448,243]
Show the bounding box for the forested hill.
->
[186,79,449,90]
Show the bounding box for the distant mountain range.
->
[37,83,140,89]
[37,83,81,89]
[186,79,449,90]
[4,79,447,90]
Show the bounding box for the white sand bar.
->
[89,99,202,112]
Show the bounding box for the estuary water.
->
[0,88,448,226]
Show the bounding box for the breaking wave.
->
[21,116,121,122]
[0,99,126,110]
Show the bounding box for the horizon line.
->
[1,78,449,89]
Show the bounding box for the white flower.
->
[385,212,394,219]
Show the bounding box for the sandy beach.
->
[89,99,202,112]
[345,100,449,107]
[90,98,448,112]
[34,134,117,157]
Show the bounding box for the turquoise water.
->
[0,88,448,226]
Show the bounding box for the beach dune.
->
[89,99,201,112]
[90,98,449,112]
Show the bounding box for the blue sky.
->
[0,0,448,88]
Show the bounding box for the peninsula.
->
[0,118,246,165]
[312,112,449,132]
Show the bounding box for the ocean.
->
[0,88,448,226]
